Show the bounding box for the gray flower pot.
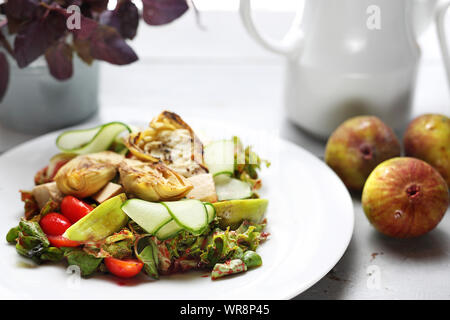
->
[0,54,99,134]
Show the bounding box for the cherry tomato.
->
[47,235,80,248]
[39,213,72,236]
[105,257,144,278]
[60,196,93,223]
[49,160,70,180]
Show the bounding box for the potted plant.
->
[0,0,191,134]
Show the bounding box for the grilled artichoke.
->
[55,151,124,198]
[119,159,193,201]
[125,111,207,177]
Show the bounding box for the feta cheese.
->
[92,182,124,203]
[32,182,64,209]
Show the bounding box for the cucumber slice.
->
[56,122,131,155]
[155,202,214,240]
[204,140,235,177]
[64,194,128,241]
[215,177,252,201]
[204,203,216,223]
[162,200,208,235]
[121,199,172,234]
[155,219,183,240]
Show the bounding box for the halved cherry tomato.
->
[39,213,72,236]
[105,257,144,278]
[47,235,80,248]
[49,160,70,180]
[60,196,93,223]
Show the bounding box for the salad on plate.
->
[6,111,270,280]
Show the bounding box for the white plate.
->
[0,123,353,300]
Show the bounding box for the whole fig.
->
[325,116,401,190]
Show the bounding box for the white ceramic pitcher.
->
[437,1,450,93]
[240,0,438,138]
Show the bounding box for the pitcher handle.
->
[436,1,450,87]
[239,0,303,56]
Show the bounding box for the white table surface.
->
[1,10,450,299]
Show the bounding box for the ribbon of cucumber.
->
[156,201,215,240]
[215,177,252,201]
[56,122,131,155]
[121,199,172,235]
[155,219,184,240]
[204,140,235,177]
[162,200,208,236]
[204,203,216,223]
[204,139,253,200]
[122,199,214,240]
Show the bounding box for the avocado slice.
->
[64,193,128,241]
[213,199,268,229]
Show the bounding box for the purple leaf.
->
[72,16,138,65]
[3,0,39,20]
[100,0,139,39]
[142,0,189,26]
[72,16,99,40]
[58,0,83,6]
[89,24,138,64]
[73,37,94,65]
[14,11,67,68]
[45,41,73,80]
[0,52,9,102]
[83,0,109,13]
[14,20,47,68]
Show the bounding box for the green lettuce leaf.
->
[102,229,134,259]
[135,236,159,279]
[10,220,64,264]
[19,220,49,247]
[6,226,20,244]
[211,259,247,280]
[232,136,270,191]
[63,248,103,276]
